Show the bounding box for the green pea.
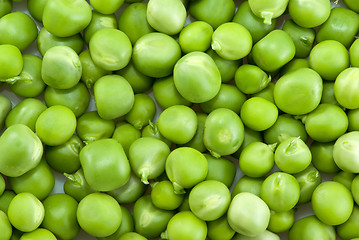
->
[333,171,356,190]
[90,0,124,14]
[0,0,12,18]
[165,147,208,194]
[63,168,96,202]
[80,138,131,191]
[0,93,11,131]
[0,124,42,177]
[0,44,23,80]
[19,228,56,240]
[233,230,280,240]
[107,172,147,204]
[151,180,184,210]
[10,228,23,240]
[117,2,155,45]
[310,141,340,174]
[83,10,117,44]
[239,142,275,178]
[268,209,295,233]
[288,215,335,240]
[200,84,247,114]
[133,195,174,239]
[232,127,263,158]
[280,58,310,76]
[232,1,276,43]
[162,211,207,240]
[348,108,359,131]
[125,94,156,130]
[181,112,207,152]
[337,205,359,240]
[353,174,359,205]
[129,137,170,184]
[204,154,236,188]
[252,82,275,103]
[41,193,80,240]
[27,0,47,22]
[37,27,84,57]
[248,0,288,24]
[0,12,38,51]
[273,68,323,115]
[89,28,132,71]
[333,131,359,173]
[94,75,134,120]
[344,0,359,12]
[42,0,92,37]
[112,121,141,156]
[8,160,54,201]
[231,175,264,198]
[142,122,172,147]
[189,0,235,29]
[132,32,181,78]
[235,64,271,94]
[252,30,295,72]
[294,165,321,205]
[227,192,270,237]
[116,61,154,94]
[177,193,190,212]
[8,192,44,232]
[207,215,236,240]
[334,67,359,109]
[260,172,300,212]
[350,38,359,67]
[282,19,315,58]
[0,210,12,240]
[0,190,16,214]
[147,0,186,35]
[316,7,359,48]
[0,175,4,197]
[321,81,340,106]
[45,134,83,174]
[312,181,353,225]
[118,232,147,240]
[77,193,122,237]
[35,105,77,146]
[179,21,213,54]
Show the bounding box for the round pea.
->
[293,165,322,205]
[268,209,295,233]
[344,0,359,12]
[350,38,359,67]
[334,67,359,109]
[19,228,56,240]
[63,168,96,202]
[207,215,236,240]
[27,0,47,22]
[288,215,335,240]
[280,58,310,76]
[0,93,12,131]
[151,180,184,210]
[125,94,156,130]
[118,232,147,240]
[0,0,12,18]
[0,190,16,214]
[90,0,124,14]
[337,205,359,240]
[182,112,207,153]
[333,171,356,190]
[0,44,23,80]
[179,21,213,54]
[231,175,264,198]
[112,121,141,156]
[351,175,359,205]
[0,210,12,240]
[310,141,340,174]
[142,122,172,147]
[234,64,271,95]
[204,153,236,188]
[248,0,289,24]
[333,131,359,173]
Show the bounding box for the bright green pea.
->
[45,134,82,174]
[273,68,323,115]
[117,2,155,45]
[207,215,236,240]
[0,190,15,214]
[142,122,172,147]
[344,0,359,12]
[63,168,96,202]
[280,58,310,76]
[353,174,359,205]
[157,105,197,145]
[37,27,84,57]
[42,0,92,37]
[350,38,359,67]
[310,141,340,174]
[94,75,134,120]
[118,232,147,240]
[89,28,132,71]
[179,21,213,54]
[0,124,42,177]
[316,7,359,48]
[8,160,54,201]
[252,30,295,72]
[112,121,141,156]
[312,181,353,225]
[333,171,356,190]
[129,137,170,184]
[0,44,23,80]
[227,192,270,237]
[0,0,12,18]
[321,81,340,106]
[181,112,207,152]
[8,192,44,232]
[80,138,131,191]
[337,205,359,240]
[233,126,263,158]
[0,12,38,51]
[268,209,295,233]
[162,211,207,240]
[248,0,289,24]
[19,228,56,240]
[41,193,80,240]
[83,10,117,44]
[235,64,271,94]
[348,109,359,131]
[231,175,264,198]
[0,93,11,131]
[293,165,321,205]
[333,131,359,173]
[77,193,122,237]
[27,0,47,22]
[90,0,124,14]
[204,154,236,188]
[133,195,174,239]
[125,94,156,130]
[35,105,76,146]
[174,51,221,103]
[288,215,335,240]
[252,82,275,103]
[132,32,181,78]
[260,172,300,212]
[0,210,12,240]
[232,1,276,43]
[334,67,359,109]
[233,230,280,240]
[212,22,252,61]
[239,142,275,178]
[189,0,235,29]
[151,180,184,210]
[165,147,208,194]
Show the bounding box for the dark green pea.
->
[83,10,117,44]
[63,168,97,202]
[207,215,236,240]
[199,84,247,114]
[204,154,236,188]
[337,205,359,240]
[316,7,359,48]
[79,49,110,89]
[344,0,359,13]
[231,176,264,198]
[0,190,16,214]
[181,112,207,153]
[133,195,174,239]
[252,81,275,103]
[151,180,184,210]
[10,54,46,98]
[107,172,147,204]
[76,111,115,144]
[189,0,236,29]
[232,127,263,158]
[125,94,156,130]
[0,210,12,240]
[310,141,339,174]
[206,49,242,83]
[37,27,84,56]
[118,2,155,45]
[293,165,321,205]
[264,114,308,145]
[235,64,271,94]
[282,19,315,58]
[45,135,83,174]
[112,121,141,156]
[44,82,90,117]
[142,122,172,147]
[232,1,276,43]
[280,58,310,76]
[179,21,213,54]
[178,193,190,212]
[333,171,356,190]
[350,38,359,67]
[268,209,295,233]
[0,0,12,18]
[0,175,4,196]
[0,93,11,131]
[288,215,335,240]
[348,108,359,131]
[321,81,340,106]
[116,61,154,94]
[27,0,47,22]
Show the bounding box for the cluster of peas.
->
[1,0,359,239]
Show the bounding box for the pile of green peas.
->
[1,0,359,239]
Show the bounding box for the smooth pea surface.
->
[248,0,289,24]
[179,21,213,54]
